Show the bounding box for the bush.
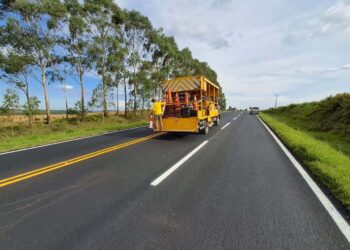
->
[265,93,350,137]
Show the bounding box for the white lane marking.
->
[221,122,231,130]
[0,126,148,156]
[151,140,208,186]
[232,117,238,121]
[257,116,350,243]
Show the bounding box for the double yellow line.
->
[0,132,165,188]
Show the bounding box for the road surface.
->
[0,112,349,249]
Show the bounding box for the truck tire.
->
[214,116,220,126]
[200,124,209,134]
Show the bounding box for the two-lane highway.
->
[0,111,349,249]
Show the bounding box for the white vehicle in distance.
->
[249,107,260,115]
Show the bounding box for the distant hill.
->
[265,93,350,138]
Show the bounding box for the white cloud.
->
[118,0,350,109]
[55,84,74,90]
[341,64,350,69]
[295,63,350,74]
[289,0,350,40]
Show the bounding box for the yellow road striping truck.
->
[153,75,221,134]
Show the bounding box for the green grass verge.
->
[263,113,350,157]
[260,113,350,212]
[0,115,148,153]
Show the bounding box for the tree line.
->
[0,0,226,126]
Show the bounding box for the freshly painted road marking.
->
[0,125,149,156]
[221,122,231,130]
[0,132,165,188]
[257,116,350,243]
[151,140,208,186]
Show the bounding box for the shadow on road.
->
[153,132,192,141]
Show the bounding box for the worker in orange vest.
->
[152,97,165,130]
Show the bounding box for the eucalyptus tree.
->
[107,36,128,116]
[85,0,123,118]
[63,0,93,119]
[173,48,195,77]
[148,30,178,96]
[47,62,71,120]
[123,10,153,115]
[122,68,130,117]
[219,89,226,110]
[23,96,40,127]
[88,85,102,113]
[0,52,37,127]
[137,61,154,118]
[1,88,20,135]
[0,0,67,124]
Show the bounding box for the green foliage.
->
[218,89,226,110]
[23,96,40,117]
[260,113,350,212]
[0,0,226,126]
[265,93,350,138]
[1,88,19,115]
[1,0,68,124]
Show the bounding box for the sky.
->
[1,0,349,110]
[118,0,350,109]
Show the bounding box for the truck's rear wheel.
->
[214,116,220,126]
[200,124,209,134]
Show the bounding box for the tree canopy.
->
[0,0,226,122]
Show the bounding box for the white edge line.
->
[0,125,149,156]
[221,122,231,130]
[150,140,208,186]
[257,115,350,243]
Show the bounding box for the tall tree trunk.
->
[133,82,137,116]
[141,97,145,119]
[64,85,69,120]
[41,65,51,124]
[133,67,137,116]
[124,76,127,117]
[115,77,119,116]
[79,71,85,120]
[102,71,108,118]
[23,80,33,128]
[25,90,32,128]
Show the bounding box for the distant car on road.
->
[250,107,259,115]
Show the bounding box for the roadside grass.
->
[264,114,350,157]
[263,94,350,154]
[0,115,148,153]
[260,113,350,212]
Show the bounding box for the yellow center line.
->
[0,132,166,188]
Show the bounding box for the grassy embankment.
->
[0,114,148,153]
[260,93,350,211]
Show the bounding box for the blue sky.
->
[1,0,350,110]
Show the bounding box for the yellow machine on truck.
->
[152,76,221,134]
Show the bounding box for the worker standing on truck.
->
[152,98,165,130]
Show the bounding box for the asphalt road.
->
[0,111,349,249]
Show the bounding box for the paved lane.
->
[0,111,349,249]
